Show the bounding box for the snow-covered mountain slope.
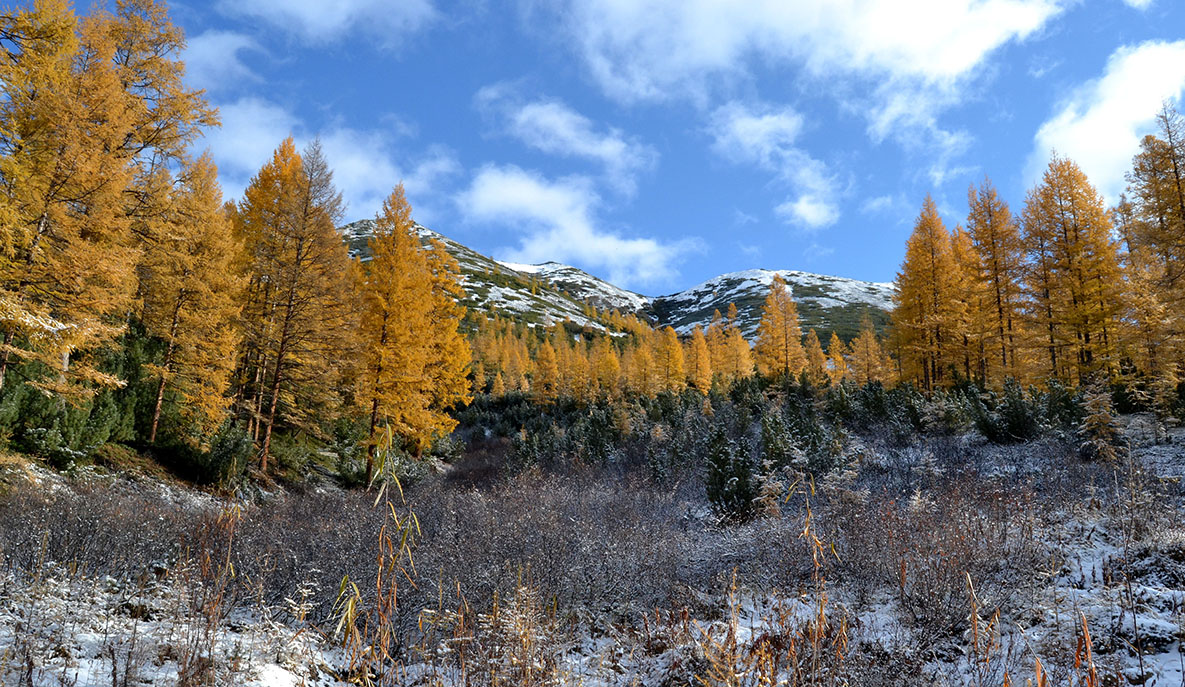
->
[341,220,610,330]
[341,221,894,341]
[649,269,894,343]
[496,261,650,313]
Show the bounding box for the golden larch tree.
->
[625,344,657,397]
[848,317,892,386]
[1020,155,1123,383]
[966,178,1026,385]
[356,184,470,478]
[1115,198,1174,388]
[654,326,686,393]
[139,154,244,443]
[948,224,980,382]
[705,310,729,381]
[421,236,471,426]
[1121,104,1185,386]
[804,329,828,386]
[534,339,559,400]
[892,195,961,390]
[232,139,357,471]
[723,328,754,384]
[754,274,806,381]
[686,325,713,393]
[0,1,135,395]
[590,335,621,398]
[827,332,848,385]
[0,0,216,397]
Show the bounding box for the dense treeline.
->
[892,117,1185,413]
[0,1,469,482]
[468,276,895,406]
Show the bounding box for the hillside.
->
[341,221,894,341]
[650,269,895,343]
[342,220,610,330]
[496,260,650,313]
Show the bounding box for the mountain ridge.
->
[341,220,894,342]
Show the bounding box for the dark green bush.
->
[203,422,253,485]
[974,379,1043,444]
[704,429,756,523]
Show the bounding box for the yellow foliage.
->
[1021,155,1123,384]
[754,275,806,381]
[233,139,357,471]
[357,184,470,473]
[686,325,713,394]
[804,329,828,386]
[892,195,961,389]
[139,154,244,443]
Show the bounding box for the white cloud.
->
[1122,0,1154,9]
[550,0,1062,160]
[803,243,835,262]
[776,192,839,229]
[199,98,460,222]
[733,210,759,226]
[318,129,459,222]
[1030,40,1185,202]
[861,195,898,215]
[219,0,436,43]
[553,0,1062,101]
[476,86,656,194]
[199,97,300,200]
[183,31,261,93]
[457,165,695,287]
[709,102,840,230]
[709,102,803,167]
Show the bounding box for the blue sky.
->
[160,0,1185,293]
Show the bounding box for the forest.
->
[2,1,1185,686]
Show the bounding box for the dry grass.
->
[0,427,1181,686]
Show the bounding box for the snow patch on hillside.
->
[342,219,895,336]
[496,260,651,313]
[655,268,895,336]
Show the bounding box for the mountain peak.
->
[340,220,893,341]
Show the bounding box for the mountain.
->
[340,220,894,341]
[342,220,613,330]
[495,261,649,313]
[649,269,894,343]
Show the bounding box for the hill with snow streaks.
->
[341,220,610,330]
[341,221,894,341]
[650,269,894,342]
[496,260,650,313]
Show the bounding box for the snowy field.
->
[2,422,1184,686]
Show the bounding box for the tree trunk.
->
[365,318,389,484]
[367,397,379,484]
[0,329,15,393]
[149,300,183,443]
[260,365,282,474]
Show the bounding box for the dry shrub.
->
[416,574,566,687]
[826,477,1046,649]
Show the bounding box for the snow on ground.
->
[4,424,1185,685]
[0,565,343,687]
[656,268,896,335]
[661,269,894,314]
[494,261,544,275]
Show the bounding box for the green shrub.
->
[974,379,1043,444]
[203,422,252,485]
[704,429,756,523]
